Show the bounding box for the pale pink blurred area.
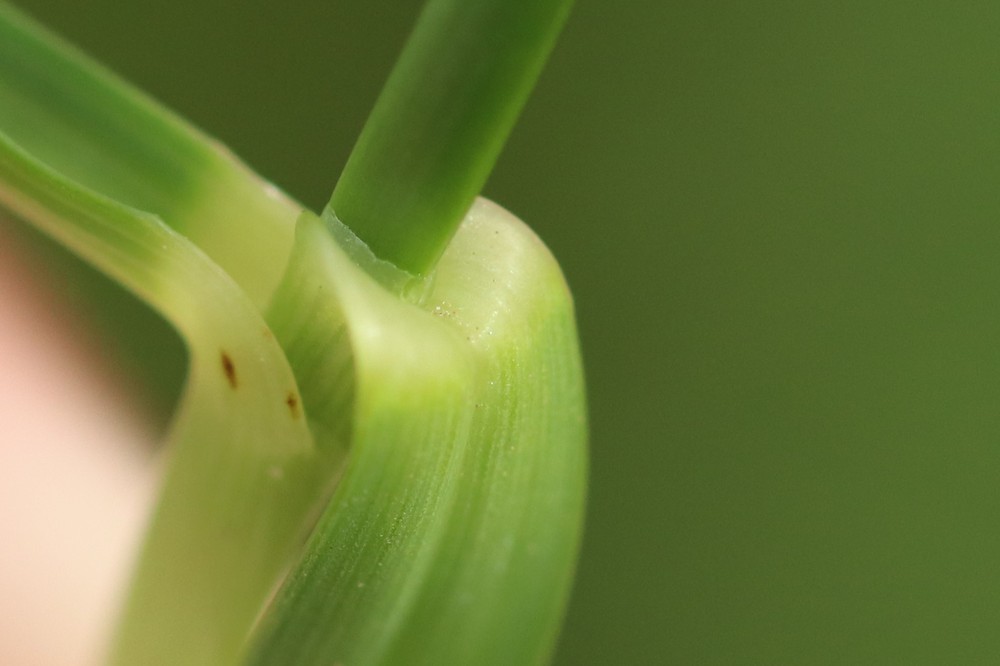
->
[0,218,161,665]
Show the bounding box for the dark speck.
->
[221,351,237,389]
[286,392,299,418]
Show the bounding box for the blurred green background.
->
[12,1,1000,663]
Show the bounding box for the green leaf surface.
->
[0,1,300,307]
[248,202,586,665]
[0,130,338,666]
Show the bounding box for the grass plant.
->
[0,1,586,664]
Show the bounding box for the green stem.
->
[328,0,573,277]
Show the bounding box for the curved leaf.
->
[0,132,338,666]
[247,201,586,665]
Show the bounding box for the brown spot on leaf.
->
[286,392,299,418]
[221,351,237,389]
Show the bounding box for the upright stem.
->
[328,0,573,277]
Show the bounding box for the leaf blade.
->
[246,200,586,665]
[0,1,300,307]
[0,130,339,666]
